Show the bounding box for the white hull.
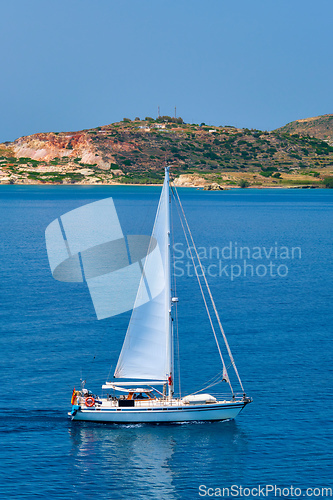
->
[69,401,246,424]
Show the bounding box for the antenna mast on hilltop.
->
[175,106,177,119]
[158,106,160,118]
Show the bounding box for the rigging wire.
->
[189,370,224,395]
[170,186,235,396]
[171,183,246,395]
[188,370,241,398]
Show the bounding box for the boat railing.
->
[208,392,245,401]
[133,398,183,407]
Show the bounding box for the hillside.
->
[1,116,333,187]
[275,114,333,142]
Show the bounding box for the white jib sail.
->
[114,170,171,381]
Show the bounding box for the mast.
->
[164,166,173,397]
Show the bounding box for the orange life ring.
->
[85,397,95,407]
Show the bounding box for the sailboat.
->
[69,167,252,423]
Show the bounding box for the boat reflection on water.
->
[68,420,249,497]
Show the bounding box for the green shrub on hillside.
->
[323,177,333,188]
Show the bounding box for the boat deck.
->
[77,396,243,409]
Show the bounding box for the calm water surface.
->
[0,186,332,499]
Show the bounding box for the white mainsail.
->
[114,168,172,381]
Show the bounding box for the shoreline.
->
[0,182,329,190]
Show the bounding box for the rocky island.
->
[1,114,333,188]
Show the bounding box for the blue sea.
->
[0,186,332,499]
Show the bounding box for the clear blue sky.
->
[1,0,333,142]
